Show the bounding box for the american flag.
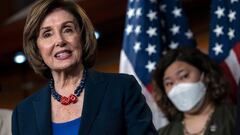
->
[119,0,195,129]
[209,0,240,102]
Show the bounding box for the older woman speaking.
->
[11,0,157,135]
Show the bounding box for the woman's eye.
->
[181,74,188,80]
[63,28,73,33]
[42,32,52,38]
[164,82,173,88]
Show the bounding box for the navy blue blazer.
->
[12,70,157,135]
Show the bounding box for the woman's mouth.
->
[54,50,72,60]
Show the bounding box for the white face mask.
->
[167,80,206,112]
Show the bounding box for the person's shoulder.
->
[0,109,12,116]
[0,109,12,135]
[211,103,236,134]
[216,102,237,119]
[13,86,49,110]
[0,109,12,121]
[90,69,136,83]
[217,102,236,114]
[212,102,236,130]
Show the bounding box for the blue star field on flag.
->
[209,0,240,63]
[209,0,240,101]
[122,0,195,90]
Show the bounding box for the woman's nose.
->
[172,80,181,87]
[54,33,66,47]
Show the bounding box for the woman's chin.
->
[51,62,82,72]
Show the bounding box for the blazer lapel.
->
[79,70,108,135]
[32,87,52,135]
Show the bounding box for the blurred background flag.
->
[209,0,240,103]
[119,0,195,129]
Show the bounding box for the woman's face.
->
[37,8,82,72]
[163,60,201,93]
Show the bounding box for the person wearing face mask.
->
[152,46,236,135]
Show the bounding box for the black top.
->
[158,103,236,135]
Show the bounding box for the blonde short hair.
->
[23,0,97,78]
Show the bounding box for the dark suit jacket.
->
[12,70,157,135]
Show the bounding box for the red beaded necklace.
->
[49,69,87,105]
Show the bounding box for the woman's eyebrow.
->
[164,68,186,80]
[163,77,170,82]
[39,26,51,31]
[62,20,75,25]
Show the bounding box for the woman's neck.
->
[51,64,84,95]
[183,101,215,135]
[184,101,214,119]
